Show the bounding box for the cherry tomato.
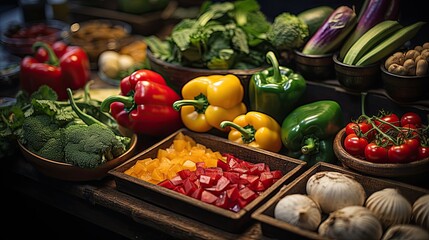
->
[344,133,368,158]
[400,112,422,127]
[345,122,372,136]
[388,144,412,163]
[364,143,388,163]
[376,113,400,132]
[404,138,420,162]
[417,145,429,160]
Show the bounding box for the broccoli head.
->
[21,115,61,152]
[267,13,309,51]
[63,124,130,168]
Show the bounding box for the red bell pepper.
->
[20,41,90,99]
[100,69,183,137]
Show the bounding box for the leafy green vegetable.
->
[145,0,275,70]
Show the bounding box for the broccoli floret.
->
[63,124,129,168]
[37,135,65,162]
[21,115,61,151]
[267,13,309,51]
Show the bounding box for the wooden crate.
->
[109,128,306,233]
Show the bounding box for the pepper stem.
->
[172,93,209,113]
[266,51,285,84]
[100,94,135,113]
[301,137,317,155]
[32,41,60,66]
[220,121,255,144]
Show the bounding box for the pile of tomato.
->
[344,111,429,163]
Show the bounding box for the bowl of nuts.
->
[381,42,429,103]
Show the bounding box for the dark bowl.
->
[333,53,381,92]
[0,20,70,57]
[380,64,429,103]
[294,50,334,81]
[147,49,266,103]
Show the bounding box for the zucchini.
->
[338,0,399,60]
[355,21,426,66]
[297,6,334,37]
[343,20,402,65]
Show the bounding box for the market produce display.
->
[1,0,428,238]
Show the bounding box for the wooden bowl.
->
[293,50,334,81]
[333,54,381,93]
[333,128,429,177]
[380,64,429,103]
[18,133,138,182]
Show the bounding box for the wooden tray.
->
[251,162,429,239]
[109,128,306,233]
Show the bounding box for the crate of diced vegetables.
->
[109,128,306,233]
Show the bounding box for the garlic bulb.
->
[306,171,366,213]
[365,188,412,229]
[412,194,429,230]
[381,224,429,240]
[274,194,322,231]
[318,205,383,240]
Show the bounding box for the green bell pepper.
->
[281,100,344,166]
[248,51,306,123]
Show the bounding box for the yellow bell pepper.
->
[173,74,247,132]
[220,111,282,153]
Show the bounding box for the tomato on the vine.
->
[364,143,388,163]
[344,133,368,158]
[403,138,420,162]
[387,144,412,163]
[400,112,422,127]
[345,121,372,136]
[376,113,400,132]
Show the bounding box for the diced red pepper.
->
[201,190,218,204]
[183,178,198,196]
[215,176,230,192]
[216,159,230,171]
[191,187,203,199]
[158,179,175,190]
